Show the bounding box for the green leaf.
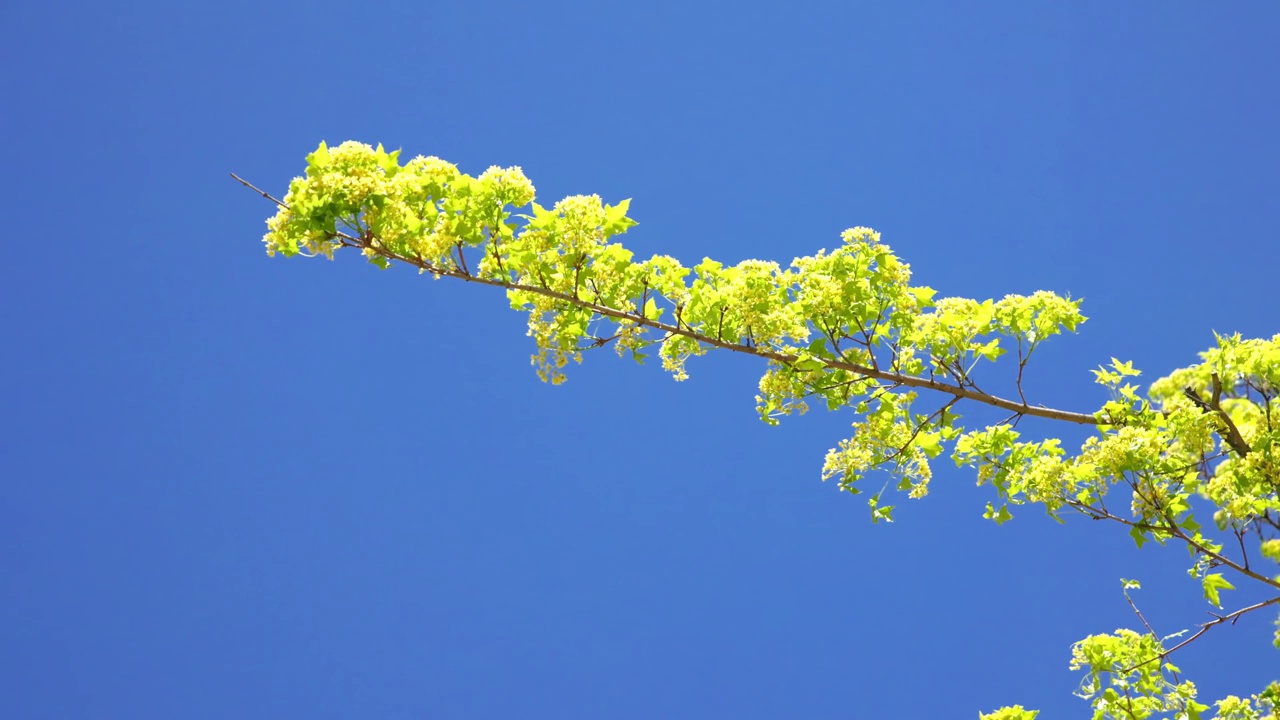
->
[1201,573,1235,608]
[1175,513,1201,536]
[983,502,1013,525]
[604,199,638,234]
[529,202,557,229]
[910,285,937,304]
[869,493,893,523]
[374,143,402,174]
[1109,357,1141,377]
[306,140,331,175]
[807,337,834,359]
[643,297,662,320]
[976,338,1004,361]
[917,431,943,458]
[792,351,826,372]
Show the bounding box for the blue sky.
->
[3,2,1278,717]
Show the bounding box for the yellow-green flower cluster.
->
[1069,629,1207,720]
[264,141,534,273]
[821,391,935,501]
[1146,334,1280,529]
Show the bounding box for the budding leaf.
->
[1201,573,1234,608]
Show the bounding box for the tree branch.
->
[1122,595,1280,673]
[230,173,288,209]
[341,234,1102,425]
[1183,375,1252,458]
[1066,498,1280,592]
[233,175,1106,426]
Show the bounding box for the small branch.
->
[1121,585,1184,682]
[1070,498,1280,592]
[587,332,620,349]
[1122,595,1280,673]
[1015,337,1028,405]
[808,375,876,395]
[1236,528,1251,571]
[820,320,843,359]
[1123,588,1160,641]
[454,242,471,277]
[1263,512,1280,532]
[485,225,508,278]
[1184,377,1251,458]
[230,173,289,209]
[867,302,887,350]
[886,396,962,462]
[1172,523,1280,590]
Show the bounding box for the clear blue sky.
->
[3,2,1278,717]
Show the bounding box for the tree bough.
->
[239,141,1280,719]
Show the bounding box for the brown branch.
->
[236,177,1102,426]
[1170,523,1280,591]
[230,173,289,209]
[1015,337,1029,405]
[1123,587,1160,641]
[378,240,1100,423]
[886,396,963,462]
[1183,376,1252,458]
[417,260,1098,423]
[485,225,508,277]
[1122,595,1280,673]
[1067,498,1280,592]
[453,242,471,277]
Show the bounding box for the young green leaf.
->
[1202,573,1235,608]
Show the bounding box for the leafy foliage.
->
[249,141,1280,718]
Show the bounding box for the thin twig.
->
[453,242,471,277]
[230,173,289,209]
[1122,595,1280,673]
[886,396,962,462]
[1015,337,1028,405]
[1124,588,1160,641]
[1067,498,1280,592]
[1236,529,1251,571]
